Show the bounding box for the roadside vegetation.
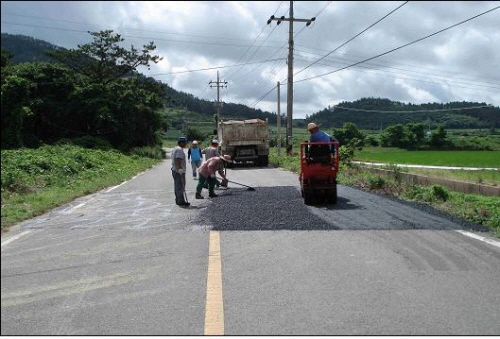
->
[337,165,499,238]
[1,143,162,231]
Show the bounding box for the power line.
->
[293,1,332,39]
[294,1,408,77]
[292,55,500,93]
[225,1,285,81]
[294,5,500,84]
[1,12,268,45]
[149,57,285,76]
[294,48,500,88]
[1,21,281,49]
[332,105,494,114]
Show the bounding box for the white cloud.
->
[1,1,499,118]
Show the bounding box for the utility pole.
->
[267,1,315,154]
[277,81,281,155]
[209,71,227,127]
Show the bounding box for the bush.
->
[56,136,113,150]
[129,146,164,159]
[368,176,386,189]
[431,185,449,201]
[403,184,449,202]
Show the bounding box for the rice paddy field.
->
[353,147,500,186]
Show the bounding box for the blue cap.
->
[177,137,187,143]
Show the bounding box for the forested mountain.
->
[306,98,500,130]
[1,33,63,63]
[2,33,498,130]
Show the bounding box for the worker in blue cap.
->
[171,136,190,206]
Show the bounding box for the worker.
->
[195,155,232,199]
[307,122,338,162]
[202,139,220,160]
[171,136,190,207]
[187,140,203,179]
[307,122,338,143]
[201,139,221,188]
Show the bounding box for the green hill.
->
[305,98,499,130]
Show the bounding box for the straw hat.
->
[307,123,318,131]
[219,155,233,163]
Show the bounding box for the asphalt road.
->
[2,149,500,335]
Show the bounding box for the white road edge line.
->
[63,202,87,214]
[1,230,31,248]
[455,230,500,249]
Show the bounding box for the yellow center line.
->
[204,230,224,335]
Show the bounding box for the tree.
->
[403,122,425,150]
[1,49,13,68]
[46,30,165,149]
[380,124,405,147]
[48,30,162,85]
[429,125,448,148]
[332,122,365,147]
[1,75,30,148]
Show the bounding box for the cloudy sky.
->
[2,1,499,119]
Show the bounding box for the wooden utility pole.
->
[267,1,315,154]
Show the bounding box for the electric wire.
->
[294,48,500,88]
[292,54,500,93]
[224,1,285,81]
[294,1,408,77]
[331,105,493,114]
[149,58,286,77]
[294,5,500,84]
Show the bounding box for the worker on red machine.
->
[195,155,232,199]
[307,122,338,144]
[307,122,338,162]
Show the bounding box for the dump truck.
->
[217,118,269,167]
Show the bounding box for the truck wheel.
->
[258,155,268,167]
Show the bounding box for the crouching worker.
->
[196,155,232,199]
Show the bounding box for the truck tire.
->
[257,155,268,167]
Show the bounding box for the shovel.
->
[220,177,256,191]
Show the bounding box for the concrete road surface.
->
[2,149,500,335]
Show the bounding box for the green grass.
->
[406,169,500,187]
[1,144,161,230]
[355,147,500,167]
